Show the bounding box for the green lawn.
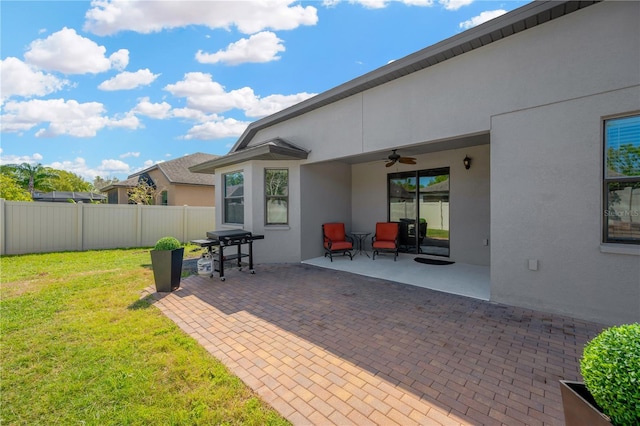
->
[0,248,289,426]
[427,228,449,239]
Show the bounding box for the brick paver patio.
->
[150,263,605,425]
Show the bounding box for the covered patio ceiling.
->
[334,131,489,165]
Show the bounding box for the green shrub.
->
[153,237,182,251]
[580,323,640,426]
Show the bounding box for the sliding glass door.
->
[388,168,450,257]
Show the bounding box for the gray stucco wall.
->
[300,162,352,260]
[491,87,640,325]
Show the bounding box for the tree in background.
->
[49,170,95,192]
[127,180,165,205]
[0,174,32,201]
[1,163,58,196]
[607,143,640,177]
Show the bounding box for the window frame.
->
[602,113,640,245]
[264,168,289,225]
[223,170,244,225]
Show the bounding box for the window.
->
[223,171,244,224]
[161,190,168,206]
[265,169,288,225]
[604,114,640,244]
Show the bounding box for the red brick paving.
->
[150,263,605,425]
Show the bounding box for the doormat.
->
[414,257,455,266]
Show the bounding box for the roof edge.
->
[231,0,598,152]
[191,138,309,173]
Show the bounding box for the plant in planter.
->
[150,236,184,292]
[560,323,640,426]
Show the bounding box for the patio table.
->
[350,231,371,257]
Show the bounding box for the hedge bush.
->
[580,323,640,426]
[153,237,182,251]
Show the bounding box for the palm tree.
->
[2,163,58,196]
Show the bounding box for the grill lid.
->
[206,229,252,240]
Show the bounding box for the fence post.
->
[77,202,84,251]
[182,205,188,243]
[0,199,5,255]
[136,204,143,247]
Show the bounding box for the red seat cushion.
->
[373,241,396,249]
[325,241,353,250]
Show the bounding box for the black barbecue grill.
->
[191,229,264,281]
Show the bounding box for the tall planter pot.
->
[559,380,612,426]
[151,248,184,292]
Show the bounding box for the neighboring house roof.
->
[229,0,598,153]
[32,191,107,203]
[421,179,450,193]
[191,138,309,173]
[226,184,244,198]
[103,153,218,191]
[100,176,139,192]
[133,152,218,185]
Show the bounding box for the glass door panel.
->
[388,168,449,257]
[418,170,449,257]
[389,175,416,222]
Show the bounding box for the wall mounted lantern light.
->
[463,155,471,170]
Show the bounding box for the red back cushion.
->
[376,222,398,241]
[324,223,346,242]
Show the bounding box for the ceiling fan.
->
[385,149,416,167]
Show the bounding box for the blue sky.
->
[1,0,529,182]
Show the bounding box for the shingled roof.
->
[132,153,218,186]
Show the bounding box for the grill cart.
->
[191,229,264,281]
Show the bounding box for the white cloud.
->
[244,92,316,118]
[323,0,433,8]
[0,151,44,165]
[196,31,285,66]
[459,9,507,29]
[0,57,71,103]
[24,27,129,74]
[182,118,251,140]
[1,98,141,137]
[171,107,211,121]
[84,0,318,36]
[131,97,171,119]
[97,158,130,173]
[106,113,140,130]
[164,72,252,114]
[130,159,157,174]
[47,157,131,180]
[98,69,159,91]
[109,49,129,71]
[164,72,315,119]
[439,0,473,11]
[164,72,225,98]
[120,152,140,158]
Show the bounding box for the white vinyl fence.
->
[0,199,215,255]
[390,201,450,230]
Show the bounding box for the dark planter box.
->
[559,380,611,426]
[151,248,184,292]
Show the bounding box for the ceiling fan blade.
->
[385,160,396,167]
[399,157,416,164]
